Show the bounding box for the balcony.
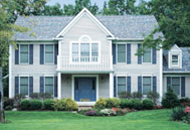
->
[57,56,113,73]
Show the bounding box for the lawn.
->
[0,109,189,130]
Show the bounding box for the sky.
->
[47,0,150,9]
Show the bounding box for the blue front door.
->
[75,77,96,102]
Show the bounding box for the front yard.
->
[0,109,189,130]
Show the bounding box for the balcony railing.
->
[57,56,113,72]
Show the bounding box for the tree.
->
[41,3,64,16]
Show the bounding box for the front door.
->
[74,77,96,102]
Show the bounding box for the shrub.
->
[40,93,53,101]
[20,100,31,110]
[4,98,14,110]
[142,99,154,110]
[30,93,40,99]
[30,100,42,110]
[147,91,159,105]
[44,99,54,110]
[100,109,116,116]
[112,108,127,116]
[171,106,186,121]
[106,98,120,108]
[14,94,25,107]
[182,114,190,124]
[85,110,97,116]
[120,99,133,109]
[64,98,78,111]
[180,98,190,107]
[162,88,180,108]
[118,91,132,99]
[132,92,142,100]
[131,99,143,110]
[53,99,66,111]
[94,98,107,109]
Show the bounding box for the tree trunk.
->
[0,67,5,123]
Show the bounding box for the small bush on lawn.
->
[53,99,66,111]
[162,88,180,108]
[100,109,116,116]
[30,93,40,99]
[120,99,133,109]
[44,99,54,110]
[30,100,42,110]
[94,98,107,109]
[147,91,159,105]
[131,99,143,110]
[112,108,127,116]
[4,98,14,110]
[171,106,186,121]
[132,92,142,100]
[85,110,97,116]
[64,98,78,111]
[106,98,120,108]
[118,91,132,99]
[20,100,31,110]
[142,99,154,110]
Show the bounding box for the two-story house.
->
[9,8,189,106]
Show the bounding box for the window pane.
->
[45,77,53,95]
[143,48,151,63]
[172,77,180,95]
[20,45,28,53]
[45,45,53,52]
[20,45,28,63]
[118,44,126,62]
[92,43,98,62]
[143,77,151,95]
[45,45,53,63]
[72,43,79,62]
[81,43,90,62]
[172,55,178,65]
[118,77,126,94]
[20,77,28,96]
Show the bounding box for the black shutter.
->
[138,76,142,93]
[15,77,19,95]
[54,76,58,97]
[15,45,19,64]
[127,44,131,64]
[29,44,33,64]
[152,48,156,64]
[40,45,44,64]
[138,44,142,64]
[29,76,33,96]
[127,76,131,93]
[40,76,44,94]
[153,76,157,92]
[181,77,185,97]
[112,44,116,64]
[54,44,58,64]
[114,76,116,97]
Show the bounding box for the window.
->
[117,44,126,63]
[171,77,180,96]
[92,43,98,62]
[117,77,126,95]
[20,77,29,96]
[81,43,90,62]
[143,48,151,63]
[172,55,179,65]
[20,45,29,63]
[142,77,151,95]
[72,43,79,62]
[45,45,54,63]
[45,77,54,95]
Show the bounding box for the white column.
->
[109,73,114,98]
[9,45,12,98]
[159,49,163,103]
[58,72,61,99]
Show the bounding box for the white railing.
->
[57,56,113,71]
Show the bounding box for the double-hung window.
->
[143,47,151,63]
[45,45,54,63]
[72,43,79,62]
[92,43,98,62]
[20,45,29,63]
[171,77,180,96]
[81,43,90,62]
[172,55,179,65]
[142,77,152,95]
[20,77,29,96]
[117,77,126,95]
[117,44,126,63]
[45,77,54,95]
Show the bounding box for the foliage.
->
[94,98,107,109]
[120,99,133,109]
[112,107,127,116]
[53,99,66,111]
[20,100,31,110]
[182,114,190,124]
[30,93,40,99]
[147,91,159,105]
[132,92,142,100]
[14,94,25,107]
[170,106,186,121]
[85,110,97,116]
[106,98,120,108]
[142,99,154,110]
[53,98,78,111]
[4,98,14,110]
[43,99,54,110]
[162,88,180,108]
[100,109,116,116]
[118,91,132,99]
[40,93,53,101]
[131,99,143,110]
[180,98,190,103]
[30,100,42,110]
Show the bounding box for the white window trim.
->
[19,44,29,64]
[70,35,101,64]
[116,44,126,64]
[142,47,152,64]
[44,44,54,64]
[142,76,152,96]
[171,54,179,66]
[19,76,29,97]
[168,50,182,69]
[44,76,54,97]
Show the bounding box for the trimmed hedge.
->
[53,98,78,111]
[94,98,107,109]
[106,98,120,108]
[30,100,42,110]
[142,99,154,110]
[20,100,31,110]
[44,99,54,110]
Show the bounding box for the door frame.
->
[72,75,99,102]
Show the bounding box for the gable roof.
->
[14,13,160,40]
[163,47,190,73]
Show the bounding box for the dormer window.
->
[172,55,179,65]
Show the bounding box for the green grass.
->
[0,109,189,130]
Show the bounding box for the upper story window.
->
[45,45,54,63]
[142,76,152,95]
[20,77,29,96]
[20,45,29,63]
[172,55,179,65]
[71,35,99,63]
[143,47,151,63]
[117,44,126,63]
